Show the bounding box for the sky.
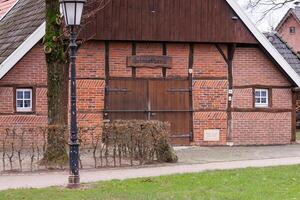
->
[237,0,297,32]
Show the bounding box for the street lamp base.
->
[67,175,80,189]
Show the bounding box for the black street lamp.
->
[59,0,86,188]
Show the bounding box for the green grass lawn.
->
[2,165,300,200]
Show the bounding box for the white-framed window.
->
[255,89,269,108]
[16,89,33,112]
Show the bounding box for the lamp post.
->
[59,0,86,188]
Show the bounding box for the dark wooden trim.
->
[193,77,228,80]
[292,92,297,142]
[194,108,293,113]
[194,109,227,112]
[0,84,47,88]
[74,77,105,80]
[226,44,236,142]
[232,108,292,113]
[215,44,228,64]
[108,77,189,81]
[234,85,292,89]
[13,86,36,114]
[131,42,137,77]
[162,43,167,78]
[104,41,110,119]
[105,41,110,79]
[188,43,194,142]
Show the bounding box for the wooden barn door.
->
[106,79,191,145]
[148,80,190,145]
[106,79,148,120]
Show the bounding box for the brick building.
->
[276,4,300,53]
[1,0,300,146]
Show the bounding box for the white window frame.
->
[16,88,33,112]
[254,89,269,108]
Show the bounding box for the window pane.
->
[261,91,267,97]
[255,98,260,103]
[17,91,23,99]
[24,91,31,99]
[17,100,23,108]
[255,91,260,97]
[24,100,31,108]
[261,98,267,103]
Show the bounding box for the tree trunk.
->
[42,0,69,167]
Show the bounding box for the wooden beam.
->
[104,41,110,119]
[162,43,167,78]
[188,43,194,142]
[226,44,236,142]
[132,42,137,77]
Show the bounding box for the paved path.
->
[1,156,300,190]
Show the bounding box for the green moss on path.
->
[2,165,300,200]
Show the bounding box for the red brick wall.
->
[75,41,106,127]
[193,80,228,111]
[232,47,293,145]
[0,43,48,129]
[233,48,291,87]
[232,88,253,109]
[278,15,300,53]
[193,44,227,78]
[232,112,292,145]
[166,43,189,77]
[193,112,227,145]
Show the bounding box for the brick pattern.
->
[166,43,189,77]
[136,43,163,78]
[109,42,132,77]
[35,87,48,115]
[272,89,293,109]
[76,80,105,113]
[0,87,13,113]
[193,112,227,145]
[193,80,228,110]
[232,112,292,145]
[233,48,291,87]
[76,41,105,79]
[193,44,227,78]
[232,88,253,109]
[278,15,300,53]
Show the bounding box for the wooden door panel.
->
[107,79,147,110]
[149,80,189,111]
[106,79,148,120]
[149,80,191,145]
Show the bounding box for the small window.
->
[255,89,269,108]
[290,27,296,34]
[16,89,32,112]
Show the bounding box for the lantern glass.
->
[59,0,86,26]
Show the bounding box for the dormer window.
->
[290,27,296,34]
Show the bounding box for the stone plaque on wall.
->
[204,129,220,141]
[127,55,172,68]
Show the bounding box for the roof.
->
[1,0,300,87]
[276,6,300,31]
[0,0,45,78]
[265,32,300,76]
[0,0,16,19]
